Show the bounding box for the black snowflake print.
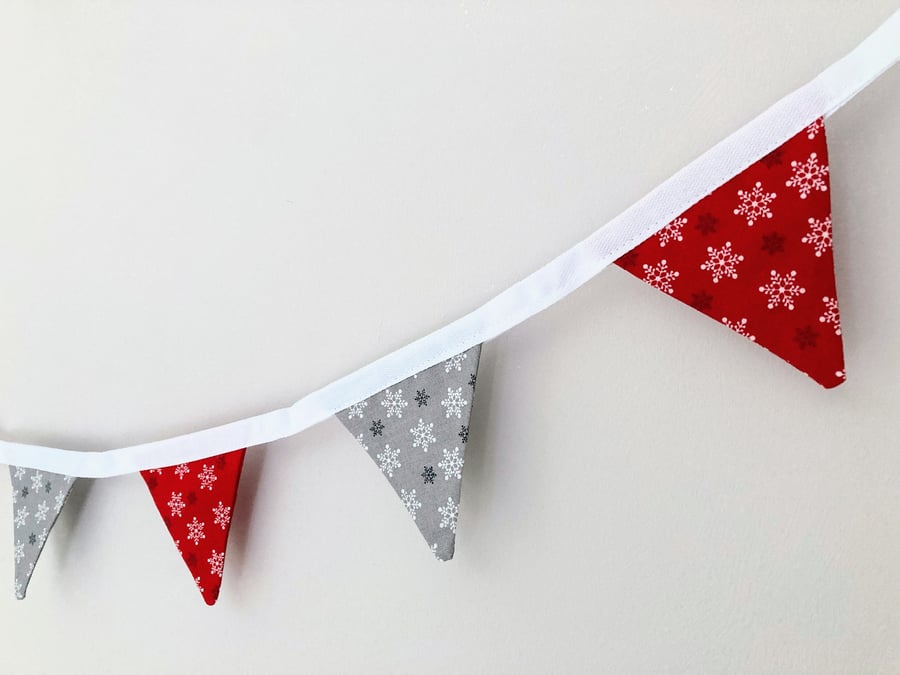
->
[459,425,469,443]
[690,290,713,313]
[761,231,785,255]
[44,481,52,493]
[28,533,36,545]
[468,373,477,388]
[761,147,783,168]
[617,250,639,269]
[794,325,819,349]
[370,419,384,437]
[20,487,29,499]
[414,389,430,407]
[421,466,436,484]
[695,213,718,235]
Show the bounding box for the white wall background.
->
[1,2,899,673]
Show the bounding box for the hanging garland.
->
[4,11,899,603]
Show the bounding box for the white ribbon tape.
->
[3,10,899,477]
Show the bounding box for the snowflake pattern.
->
[14,541,24,564]
[212,501,232,530]
[721,317,756,342]
[444,352,467,373]
[819,296,841,335]
[34,501,50,523]
[410,418,436,452]
[14,506,29,528]
[734,181,776,226]
[759,270,806,310]
[438,497,459,533]
[355,433,368,453]
[347,401,367,419]
[13,466,26,480]
[376,445,401,477]
[658,217,687,247]
[441,387,468,419]
[168,492,186,518]
[801,216,832,257]
[186,517,206,545]
[198,464,217,491]
[421,466,436,484]
[174,464,190,480]
[642,259,680,295]
[700,241,744,283]
[380,389,408,418]
[785,153,829,199]
[30,472,44,493]
[400,489,422,521]
[208,550,225,578]
[459,425,469,443]
[414,389,430,407]
[806,118,823,139]
[54,490,67,512]
[370,419,385,436]
[438,447,465,481]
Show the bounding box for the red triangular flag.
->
[615,118,844,388]
[141,449,246,605]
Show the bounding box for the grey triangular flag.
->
[8,466,77,599]
[337,345,482,561]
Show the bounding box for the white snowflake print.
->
[34,501,50,523]
[14,541,24,564]
[186,517,206,545]
[14,506,29,528]
[438,497,459,533]
[721,317,756,342]
[438,447,465,481]
[801,215,832,257]
[657,216,687,247]
[30,471,44,492]
[759,270,806,310]
[14,579,23,599]
[36,528,48,547]
[642,259,680,295]
[355,433,369,453]
[208,550,225,578]
[819,296,841,335]
[835,370,846,381]
[785,152,829,199]
[734,181,776,226]
[53,489,67,513]
[441,387,468,419]
[700,241,744,283]
[430,542,443,561]
[806,118,823,139]
[194,576,204,594]
[198,464,217,491]
[400,489,422,521]
[444,352,467,373]
[410,418,436,452]
[376,444,401,477]
[174,463,190,480]
[347,401,367,419]
[147,468,163,475]
[380,388,408,418]
[168,492,186,518]
[212,501,232,530]
[13,466,26,480]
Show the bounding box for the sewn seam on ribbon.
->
[2,10,898,477]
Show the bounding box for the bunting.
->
[615,120,845,388]
[140,450,246,605]
[1,11,897,605]
[337,346,482,561]
[8,467,77,599]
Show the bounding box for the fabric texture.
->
[615,119,844,388]
[337,346,482,561]
[140,449,246,605]
[8,466,76,599]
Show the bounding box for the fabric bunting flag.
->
[337,345,482,561]
[8,466,77,599]
[615,119,845,388]
[141,449,246,605]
